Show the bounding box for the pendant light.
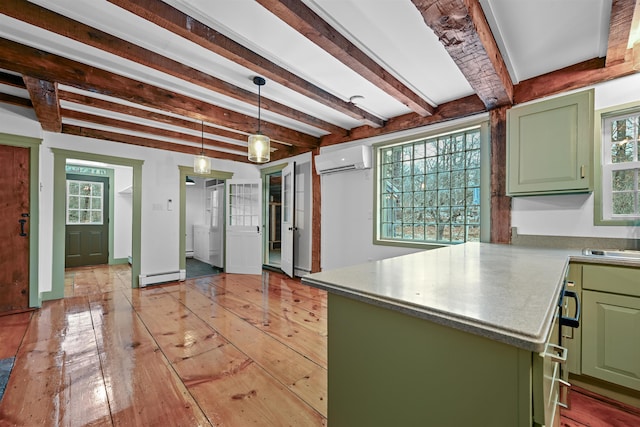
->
[194,120,211,174]
[248,76,270,163]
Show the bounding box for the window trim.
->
[594,101,640,226]
[372,119,491,248]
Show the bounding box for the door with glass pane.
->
[65,174,109,267]
[225,179,262,274]
[281,162,295,278]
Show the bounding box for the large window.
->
[600,109,640,221]
[376,125,484,245]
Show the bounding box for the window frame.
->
[594,101,640,226]
[372,119,491,248]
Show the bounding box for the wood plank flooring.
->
[0,265,326,426]
[1,264,639,426]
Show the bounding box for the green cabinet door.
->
[582,290,640,391]
[564,263,583,375]
[507,90,594,196]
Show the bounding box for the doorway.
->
[178,166,233,278]
[185,176,224,279]
[265,171,282,268]
[50,149,142,299]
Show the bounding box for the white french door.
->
[225,179,262,274]
[280,162,295,278]
[209,183,224,269]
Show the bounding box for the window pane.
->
[382,148,393,164]
[91,211,102,223]
[611,141,634,163]
[611,118,635,143]
[69,182,80,195]
[68,196,79,209]
[612,170,635,191]
[612,192,635,215]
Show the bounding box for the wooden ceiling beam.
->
[60,109,262,155]
[0,92,32,108]
[22,76,62,132]
[1,0,345,136]
[62,124,249,162]
[0,37,319,148]
[514,57,636,105]
[606,0,638,66]
[321,94,486,146]
[59,90,293,150]
[411,0,513,110]
[107,0,385,128]
[0,70,26,88]
[256,0,435,117]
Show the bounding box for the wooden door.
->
[65,174,109,267]
[0,145,30,313]
[281,162,295,278]
[225,179,262,274]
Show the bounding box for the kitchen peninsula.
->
[302,242,578,427]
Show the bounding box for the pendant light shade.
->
[194,120,211,174]
[248,76,270,163]
[248,133,270,163]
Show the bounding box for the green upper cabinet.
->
[507,89,594,196]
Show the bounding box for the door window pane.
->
[66,180,103,225]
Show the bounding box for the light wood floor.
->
[0,265,327,426]
[2,265,640,426]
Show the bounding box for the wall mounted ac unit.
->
[315,145,372,175]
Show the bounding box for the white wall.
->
[112,164,133,260]
[320,166,422,270]
[511,72,640,239]
[0,104,258,294]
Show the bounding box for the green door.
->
[65,174,109,267]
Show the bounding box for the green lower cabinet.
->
[582,290,640,391]
[327,293,553,427]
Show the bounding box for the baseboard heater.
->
[138,269,186,287]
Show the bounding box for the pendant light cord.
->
[257,84,262,134]
[201,120,204,155]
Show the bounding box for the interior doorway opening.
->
[185,176,224,279]
[265,171,282,268]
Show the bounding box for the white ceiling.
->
[0,0,615,159]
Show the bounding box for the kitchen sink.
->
[581,248,640,260]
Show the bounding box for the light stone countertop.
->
[303,242,585,353]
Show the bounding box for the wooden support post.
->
[311,148,321,272]
[490,106,512,244]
